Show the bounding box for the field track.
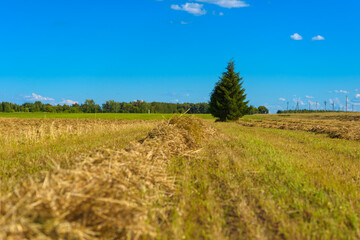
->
[0,114,359,239]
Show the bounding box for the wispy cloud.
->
[293,97,305,106]
[334,90,349,94]
[350,96,360,108]
[180,21,189,24]
[60,99,79,105]
[291,33,303,40]
[308,100,316,106]
[306,96,314,99]
[23,93,78,106]
[279,98,286,101]
[195,0,249,8]
[312,35,325,41]
[171,3,207,16]
[24,93,54,102]
[329,97,343,108]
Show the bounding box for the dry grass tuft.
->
[0,116,213,239]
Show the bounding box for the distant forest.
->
[0,99,269,115]
[0,100,210,114]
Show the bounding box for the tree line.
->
[0,100,211,114]
[0,99,268,115]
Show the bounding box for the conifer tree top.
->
[209,60,249,122]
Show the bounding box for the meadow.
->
[0,113,359,239]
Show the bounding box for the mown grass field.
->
[0,113,359,239]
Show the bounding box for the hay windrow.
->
[0,116,215,239]
[238,116,360,141]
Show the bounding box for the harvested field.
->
[239,112,360,141]
[1,114,360,239]
[0,118,152,142]
[0,118,157,192]
[0,117,215,239]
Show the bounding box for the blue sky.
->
[0,0,359,112]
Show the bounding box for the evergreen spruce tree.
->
[209,60,249,121]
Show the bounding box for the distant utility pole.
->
[324,101,327,111]
[346,96,348,112]
[316,102,318,112]
[296,101,299,112]
[332,102,335,111]
[308,101,311,111]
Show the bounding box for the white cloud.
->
[60,99,78,105]
[355,89,359,92]
[293,97,301,102]
[279,98,286,101]
[291,33,303,40]
[329,97,343,108]
[333,90,348,94]
[312,35,325,41]
[356,94,360,98]
[336,90,348,94]
[24,93,55,102]
[171,3,207,16]
[180,21,189,24]
[306,96,314,99]
[171,5,181,10]
[23,93,79,105]
[211,11,224,16]
[196,0,249,8]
